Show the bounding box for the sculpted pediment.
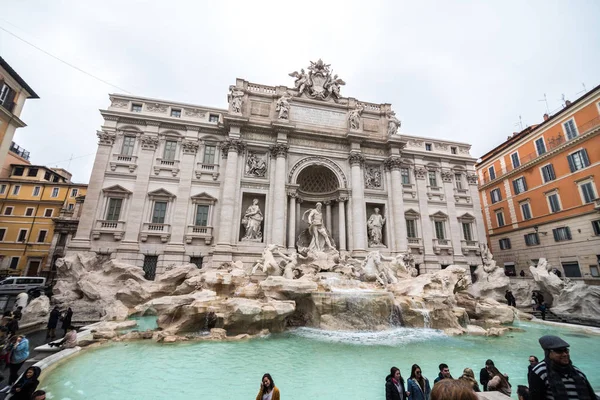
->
[191,192,218,204]
[148,188,176,199]
[102,185,132,196]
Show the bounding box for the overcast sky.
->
[1,0,599,183]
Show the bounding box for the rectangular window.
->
[428,171,437,187]
[17,229,27,242]
[143,255,158,281]
[0,184,5,194]
[524,232,540,246]
[203,145,216,164]
[152,201,167,224]
[567,149,590,172]
[511,152,520,168]
[451,146,457,154]
[189,256,203,269]
[490,188,502,204]
[406,219,417,238]
[425,143,432,151]
[434,221,445,240]
[580,182,596,204]
[68,203,74,211]
[51,187,59,198]
[488,166,496,180]
[12,185,20,195]
[455,174,463,190]
[401,168,410,185]
[27,168,39,177]
[548,193,561,213]
[562,261,582,278]
[32,186,41,197]
[462,223,472,241]
[44,171,51,180]
[25,207,34,217]
[3,207,13,216]
[9,257,19,269]
[593,220,600,236]
[121,136,136,156]
[496,211,505,227]
[209,114,219,123]
[564,119,578,140]
[195,205,209,226]
[163,140,177,161]
[590,266,599,277]
[13,166,24,176]
[521,202,532,220]
[170,108,181,118]
[541,164,556,183]
[512,177,527,194]
[499,238,511,250]
[106,198,123,221]
[37,230,47,243]
[0,228,5,241]
[535,138,546,155]
[71,188,78,197]
[44,209,53,217]
[131,103,142,113]
[552,227,572,242]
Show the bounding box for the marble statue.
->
[246,152,267,177]
[251,244,282,276]
[276,94,291,119]
[367,208,386,247]
[242,199,264,241]
[325,74,346,100]
[275,249,307,280]
[228,86,244,114]
[387,110,401,135]
[364,166,382,189]
[289,59,345,101]
[303,202,334,253]
[348,104,363,130]
[288,69,310,96]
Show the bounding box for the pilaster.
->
[349,152,367,254]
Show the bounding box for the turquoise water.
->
[124,315,159,332]
[41,321,600,399]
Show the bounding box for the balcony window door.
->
[152,201,168,224]
[106,198,123,221]
[195,205,209,226]
[163,140,178,161]
[428,171,438,187]
[203,145,216,164]
[121,136,136,156]
[434,221,445,240]
[462,223,473,241]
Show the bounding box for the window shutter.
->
[522,178,527,191]
[581,149,590,167]
[552,229,558,241]
[567,155,575,172]
[549,164,555,180]
[507,239,511,249]
[566,227,572,240]
[512,180,518,193]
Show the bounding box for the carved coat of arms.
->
[289,59,345,101]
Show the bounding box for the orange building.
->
[476,85,600,278]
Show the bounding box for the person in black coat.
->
[61,307,73,337]
[9,366,41,400]
[385,366,409,400]
[480,359,494,391]
[46,306,60,340]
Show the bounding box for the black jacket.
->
[385,375,406,400]
[480,367,490,391]
[10,366,40,400]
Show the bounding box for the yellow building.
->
[0,163,87,278]
[0,56,38,171]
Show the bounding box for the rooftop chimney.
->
[565,100,572,106]
[543,113,549,121]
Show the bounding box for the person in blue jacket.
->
[8,335,29,385]
[407,364,431,400]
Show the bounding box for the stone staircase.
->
[528,308,566,323]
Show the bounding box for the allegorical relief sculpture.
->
[242,199,263,241]
[367,208,386,247]
[228,86,244,114]
[303,202,335,253]
[276,94,291,119]
[364,166,382,189]
[289,59,345,101]
[246,152,267,177]
[387,110,401,135]
[348,104,363,130]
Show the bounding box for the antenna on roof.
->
[559,93,566,107]
[538,93,549,114]
[514,115,524,131]
[66,154,74,170]
[575,83,587,96]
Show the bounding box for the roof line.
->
[0,56,39,99]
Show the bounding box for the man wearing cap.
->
[529,335,597,399]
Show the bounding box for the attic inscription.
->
[290,105,346,129]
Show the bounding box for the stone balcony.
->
[433,238,453,255]
[185,225,213,244]
[194,163,220,180]
[407,237,423,254]
[140,223,171,242]
[461,239,480,255]
[110,154,138,172]
[153,158,180,176]
[92,220,125,240]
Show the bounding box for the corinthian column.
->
[216,139,245,247]
[270,143,289,247]
[385,156,407,253]
[348,152,367,253]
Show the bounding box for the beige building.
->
[68,61,485,278]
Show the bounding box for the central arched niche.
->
[297,165,340,194]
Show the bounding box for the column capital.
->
[337,195,348,202]
[383,155,403,171]
[219,138,246,158]
[467,173,478,185]
[140,134,159,150]
[441,170,453,183]
[323,200,332,206]
[97,131,116,146]
[414,166,427,180]
[348,152,365,166]
[182,139,200,155]
[269,143,289,158]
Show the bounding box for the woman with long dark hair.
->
[385,366,409,400]
[407,364,431,400]
[486,366,511,396]
[255,373,280,400]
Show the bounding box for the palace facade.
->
[68,61,485,278]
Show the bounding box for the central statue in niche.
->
[297,202,336,254]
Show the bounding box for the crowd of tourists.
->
[256,334,597,400]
